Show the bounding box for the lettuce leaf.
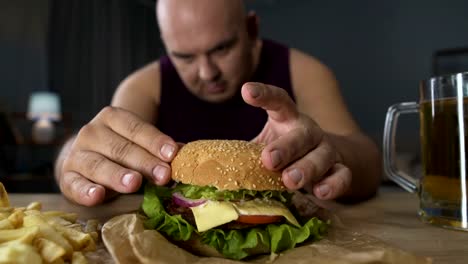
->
[201,218,327,259]
[142,184,329,260]
[142,184,195,241]
[173,183,292,203]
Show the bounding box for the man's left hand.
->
[241,82,352,200]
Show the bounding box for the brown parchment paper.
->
[101,214,432,264]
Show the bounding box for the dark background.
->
[1,0,468,192]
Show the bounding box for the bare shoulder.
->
[289,48,336,88]
[112,61,161,122]
[114,61,161,104]
[289,48,359,134]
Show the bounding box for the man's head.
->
[156,0,261,103]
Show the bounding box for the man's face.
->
[158,2,258,103]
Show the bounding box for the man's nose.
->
[198,56,220,81]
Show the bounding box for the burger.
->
[141,140,328,260]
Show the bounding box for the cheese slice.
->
[190,201,238,232]
[190,198,300,232]
[233,199,300,227]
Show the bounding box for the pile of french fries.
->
[0,182,99,264]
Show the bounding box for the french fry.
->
[0,226,39,244]
[34,237,67,263]
[84,219,99,233]
[23,214,74,257]
[47,216,74,228]
[0,219,13,230]
[52,223,96,252]
[26,201,42,211]
[24,209,41,216]
[0,208,13,221]
[7,209,24,228]
[88,231,99,243]
[72,251,88,264]
[65,223,84,232]
[50,258,65,264]
[0,231,38,245]
[0,184,100,263]
[42,211,78,223]
[0,182,10,208]
[0,207,13,213]
[15,207,26,212]
[0,243,42,264]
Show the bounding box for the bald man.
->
[54,0,382,206]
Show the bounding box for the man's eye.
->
[215,45,229,53]
[175,56,194,63]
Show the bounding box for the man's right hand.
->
[55,106,178,206]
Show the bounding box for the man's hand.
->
[241,82,352,200]
[56,106,178,206]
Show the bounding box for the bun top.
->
[171,140,286,191]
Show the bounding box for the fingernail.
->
[270,150,282,168]
[161,144,175,159]
[153,165,168,183]
[288,168,303,185]
[317,184,331,197]
[87,186,97,197]
[249,86,260,98]
[122,173,134,186]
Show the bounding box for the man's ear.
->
[246,11,259,40]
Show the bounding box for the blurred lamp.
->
[27,91,62,144]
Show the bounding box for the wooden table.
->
[335,185,468,264]
[8,185,468,264]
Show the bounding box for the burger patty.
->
[166,201,196,225]
[165,201,262,230]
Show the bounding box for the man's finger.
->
[241,82,298,122]
[261,124,322,170]
[312,164,352,200]
[77,124,172,185]
[97,106,178,162]
[59,171,106,206]
[64,150,143,193]
[281,141,337,190]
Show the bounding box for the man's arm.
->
[111,61,161,121]
[289,48,382,201]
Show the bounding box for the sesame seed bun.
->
[171,140,286,191]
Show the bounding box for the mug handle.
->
[383,102,420,193]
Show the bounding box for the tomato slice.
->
[236,215,283,224]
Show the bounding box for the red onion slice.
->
[172,192,207,208]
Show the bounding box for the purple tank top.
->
[157,39,294,143]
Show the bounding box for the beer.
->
[384,72,468,231]
[419,98,468,228]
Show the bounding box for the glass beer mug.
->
[383,72,468,231]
